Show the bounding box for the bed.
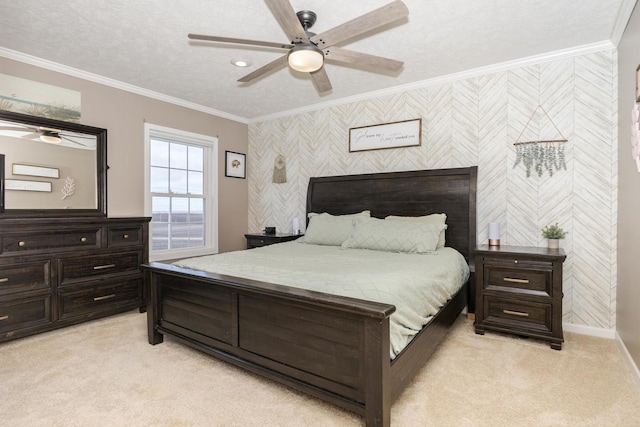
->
[144,166,477,426]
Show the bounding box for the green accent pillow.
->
[299,211,370,246]
[341,217,446,253]
[384,213,447,248]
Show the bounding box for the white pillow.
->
[341,217,446,254]
[299,210,370,246]
[385,213,447,248]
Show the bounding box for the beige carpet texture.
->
[1,312,639,426]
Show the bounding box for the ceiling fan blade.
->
[323,46,403,72]
[265,0,310,43]
[20,132,40,140]
[188,34,293,49]
[310,0,408,48]
[238,55,289,83]
[0,124,37,132]
[61,135,90,147]
[310,68,332,93]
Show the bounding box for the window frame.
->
[144,123,218,262]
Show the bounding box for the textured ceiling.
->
[0,0,631,122]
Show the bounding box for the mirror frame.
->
[0,110,107,218]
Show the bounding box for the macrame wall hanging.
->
[272,154,287,183]
[513,105,568,177]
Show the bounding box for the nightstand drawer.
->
[485,265,551,296]
[247,237,272,248]
[484,297,552,334]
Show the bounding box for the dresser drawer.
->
[484,264,552,297]
[58,252,142,285]
[483,297,552,334]
[58,278,141,319]
[0,291,52,333]
[0,261,50,295]
[0,228,101,255]
[107,225,144,247]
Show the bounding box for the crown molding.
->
[0,47,250,125]
[250,40,616,124]
[0,40,616,126]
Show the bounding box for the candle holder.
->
[488,222,500,246]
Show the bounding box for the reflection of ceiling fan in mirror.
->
[0,122,95,149]
[188,0,409,93]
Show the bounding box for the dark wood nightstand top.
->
[475,244,566,260]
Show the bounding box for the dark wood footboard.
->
[146,262,467,426]
[146,262,399,425]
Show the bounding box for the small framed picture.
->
[636,64,640,102]
[225,151,246,179]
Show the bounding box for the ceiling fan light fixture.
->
[287,44,324,73]
[40,130,61,144]
[231,58,251,67]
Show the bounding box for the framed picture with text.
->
[225,151,246,179]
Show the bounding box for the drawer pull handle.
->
[123,234,129,239]
[0,278,8,283]
[93,264,116,270]
[0,315,8,321]
[81,237,87,243]
[93,294,116,301]
[503,309,529,317]
[18,241,25,247]
[504,277,529,284]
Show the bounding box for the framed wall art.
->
[349,118,422,152]
[636,64,640,102]
[0,154,4,213]
[12,163,60,179]
[5,179,52,192]
[225,151,246,179]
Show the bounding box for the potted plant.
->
[541,223,567,249]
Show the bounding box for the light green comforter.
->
[173,242,470,358]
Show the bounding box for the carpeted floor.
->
[1,312,639,426]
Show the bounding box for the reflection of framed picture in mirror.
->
[636,64,640,102]
[12,163,59,179]
[0,154,4,213]
[225,151,246,179]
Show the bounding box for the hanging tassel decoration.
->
[272,154,287,183]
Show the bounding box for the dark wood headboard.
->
[306,167,477,262]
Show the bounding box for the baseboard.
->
[615,332,640,389]
[563,322,616,339]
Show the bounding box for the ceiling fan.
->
[0,122,94,148]
[188,0,409,93]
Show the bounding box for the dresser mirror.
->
[0,110,106,217]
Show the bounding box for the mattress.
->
[173,241,470,358]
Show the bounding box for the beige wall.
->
[617,3,640,371]
[1,56,249,253]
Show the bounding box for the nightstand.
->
[474,245,566,350]
[244,233,302,249]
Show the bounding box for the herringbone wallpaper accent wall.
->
[248,49,618,330]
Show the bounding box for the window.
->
[144,123,218,261]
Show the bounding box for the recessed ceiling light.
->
[231,59,251,68]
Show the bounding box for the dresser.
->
[0,216,150,343]
[474,245,566,350]
[244,233,302,249]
